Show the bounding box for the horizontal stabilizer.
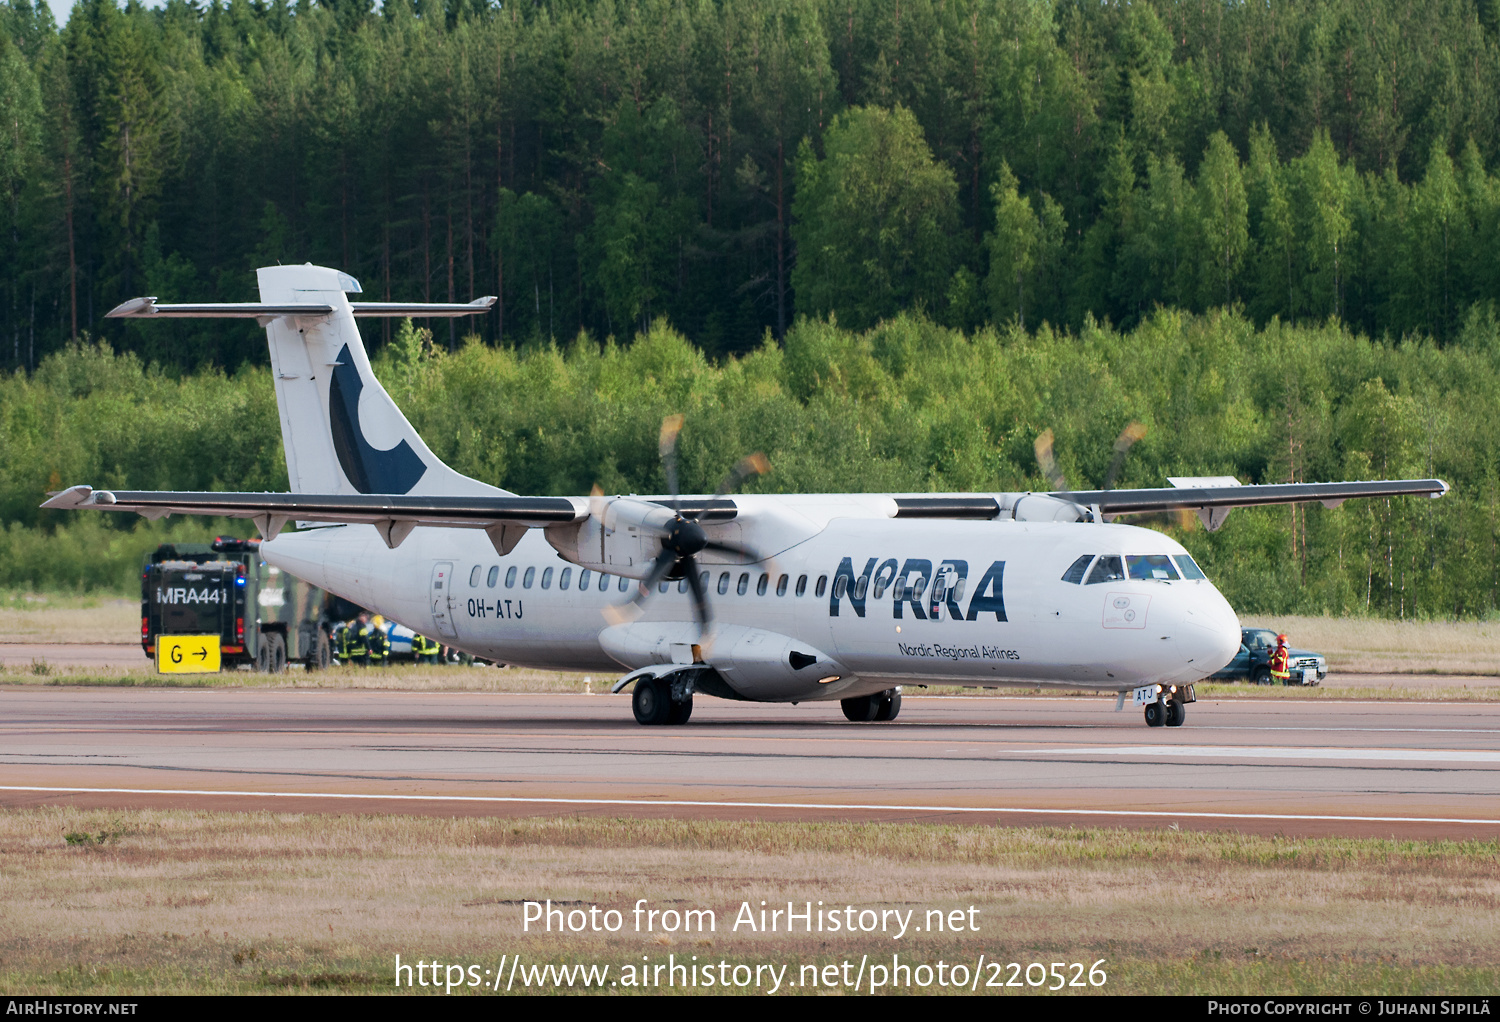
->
[106,296,496,319]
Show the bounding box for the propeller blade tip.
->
[659,414,685,456]
[601,603,641,626]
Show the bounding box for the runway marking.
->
[2,785,1497,827]
[1036,745,1500,763]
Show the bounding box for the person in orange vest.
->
[1269,633,1292,684]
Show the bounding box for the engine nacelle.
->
[544,496,674,580]
[1009,493,1091,523]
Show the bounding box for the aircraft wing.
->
[41,485,586,552]
[1064,478,1448,531]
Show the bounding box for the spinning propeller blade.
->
[601,416,771,641]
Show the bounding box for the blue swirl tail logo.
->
[327,343,428,494]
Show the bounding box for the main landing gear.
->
[632,676,693,725]
[841,688,902,722]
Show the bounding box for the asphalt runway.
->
[2,687,1497,839]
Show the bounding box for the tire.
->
[1165,701,1185,727]
[1251,666,1271,686]
[632,678,672,725]
[874,688,902,722]
[841,694,880,722]
[268,632,287,674]
[253,634,271,673]
[667,695,693,725]
[310,630,332,671]
[1144,702,1165,727]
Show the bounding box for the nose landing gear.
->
[1135,683,1193,727]
[1145,697,1187,727]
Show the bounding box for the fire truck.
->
[141,537,360,672]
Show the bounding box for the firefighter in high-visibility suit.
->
[344,613,371,666]
[367,615,391,667]
[412,633,441,665]
[1269,633,1291,685]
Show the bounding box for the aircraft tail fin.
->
[110,264,506,498]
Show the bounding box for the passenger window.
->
[658,580,670,593]
[1061,555,1093,584]
[618,575,629,592]
[1173,554,1207,580]
[737,573,750,596]
[578,568,591,590]
[541,567,553,589]
[775,574,788,597]
[522,567,535,589]
[1085,556,1125,584]
[1127,554,1180,581]
[854,575,869,599]
[599,573,610,591]
[756,573,769,596]
[469,565,481,587]
[832,576,847,598]
[679,579,689,594]
[815,575,828,597]
[718,572,730,595]
[505,566,517,588]
[559,567,572,590]
[487,565,500,588]
[795,575,807,597]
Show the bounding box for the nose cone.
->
[1177,584,1241,678]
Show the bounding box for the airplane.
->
[44,264,1448,728]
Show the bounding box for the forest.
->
[2,0,1500,615]
[1,0,1499,363]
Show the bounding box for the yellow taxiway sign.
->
[156,634,221,673]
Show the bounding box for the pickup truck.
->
[1210,628,1327,685]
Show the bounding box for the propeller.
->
[1035,421,1195,529]
[1033,429,1067,491]
[1103,422,1147,491]
[602,418,770,637]
[1034,422,1147,493]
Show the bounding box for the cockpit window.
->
[1173,554,1206,580]
[1127,554,1180,580]
[1085,555,1125,584]
[1061,555,1093,584]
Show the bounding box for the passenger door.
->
[430,562,458,639]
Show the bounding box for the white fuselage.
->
[263,493,1242,703]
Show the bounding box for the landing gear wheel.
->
[873,688,902,721]
[1165,700,1185,727]
[667,695,693,725]
[632,678,672,725]
[1144,702,1165,727]
[841,694,880,721]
